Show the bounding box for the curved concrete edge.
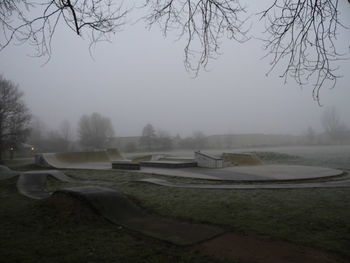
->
[0,165,20,179]
[0,165,13,172]
[36,151,110,169]
[138,177,350,190]
[16,170,115,199]
[54,186,148,220]
[53,186,225,245]
[15,171,225,245]
[35,150,124,169]
[138,165,345,182]
[138,167,219,180]
[16,170,76,199]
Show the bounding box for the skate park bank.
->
[34,149,344,182]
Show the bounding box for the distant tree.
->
[59,119,73,151]
[178,137,193,149]
[0,75,31,161]
[78,112,114,149]
[321,107,349,142]
[27,116,48,151]
[44,120,73,152]
[224,134,234,149]
[28,118,74,152]
[191,131,207,149]
[139,123,156,151]
[172,134,182,149]
[124,141,137,153]
[155,130,173,151]
[178,131,207,150]
[305,126,317,144]
[45,130,68,152]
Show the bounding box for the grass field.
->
[0,176,229,263]
[61,169,350,258]
[1,147,350,262]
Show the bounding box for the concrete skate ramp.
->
[16,171,224,245]
[131,155,153,163]
[17,170,78,199]
[36,150,123,169]
[131,154,165,163]
[0,165,12,172]
[106,148,123,161]
[0,165,19,179]
[222,153,263,166]
[159,157,196,162]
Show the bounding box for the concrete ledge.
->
[112,161,140,170]
[139,161,197,169]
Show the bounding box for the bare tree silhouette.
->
[0,0,127,57]
[0,1,349,101]
[260,0,348,102]
[143,0,248,73]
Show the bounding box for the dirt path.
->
[194,232,347,263]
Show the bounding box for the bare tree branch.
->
[1,1,349,102]
[259,0,348,103]
[142,0,249,73]
[0,0,128,57]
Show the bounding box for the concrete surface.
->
[138,165,343,181]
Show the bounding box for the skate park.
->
[34,149,345,184]
[4,147,350,247]
[2,147,350,263]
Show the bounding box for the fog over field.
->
[1,1,350,137]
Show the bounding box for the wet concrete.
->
[138,165,344,181]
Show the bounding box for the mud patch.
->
[46,192,103,223]
[194,232,347,263]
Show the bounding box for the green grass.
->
[22,164,350,258]
[0,177,229,263]
[1,152,350,262]
[118,183,350,258]
[252,151,304,164]
[49,168,350,258]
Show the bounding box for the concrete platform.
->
[112,161,140,170]
[33,152,344,182]
[139,161,197,168]
[138,165,343,181]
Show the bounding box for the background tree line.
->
[1,73,350,161]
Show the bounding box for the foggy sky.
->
[1,2,350,137]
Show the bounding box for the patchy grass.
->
[49,169,350,258]
[2,153,350,262]
[1,158,37,170]
[0,172,18,180]
[0,177,229,263]
[118,183,350,259]
[64,169,216,185]
[252,151,303,164]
